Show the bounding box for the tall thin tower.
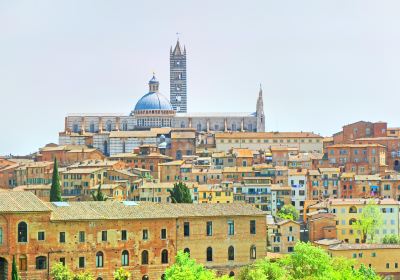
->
[170,39,187,113]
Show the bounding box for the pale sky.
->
[1,1,400,155]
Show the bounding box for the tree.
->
[168,182,193,203]
[72,272,94,280]
[50,158,62,202]
[165,251,230,280]
[277,204,299,221]
[114,267,131,280]
[91,184,108,201]
[383,234,400,244]
[50,262,73,280]
[238,242,381,280]
[353,200,383,243]
[11,255,20,280]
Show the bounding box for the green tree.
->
[168,182,193,203]
[11,255,20,280]
[353,200,383,243]
[91,184,108,201]
[50,263,73,280]
[165,251,230,280]
[382,234,400,244]
[277,204,299,221]
[114,267,131,280]
[72,272,94,280]
[50,158,62,202]
[238,242,381,280]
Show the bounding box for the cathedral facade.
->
[59,40,265,155]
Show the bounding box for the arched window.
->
[96,251,104,268]
[106,121,112,132]
[181,121,185,128]
[183,248,190,256]
[122,121,128,131]
[214,124,219,131]
[248,123,253,131]
[89,122,95,133]
[349,206,357,213]
[349,218,357,225]
[228,246,235,261]
[232,123,237,131]
[141,250,149,265]
[142,276,149,280]
[197,123,202,132]
[18,222,27,242]
[103,141,108,156]
[161,274,166,280]
[96,278,103,280]
[206,247,213,262]
[250,245,256,260]
[36,256,47,270]
[121,250,129,266]
[73,123,79,133]
[229,271,235,277]
[161,249,168,264]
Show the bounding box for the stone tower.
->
[256,85,265,132]
[170,40,187,113]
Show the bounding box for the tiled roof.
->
[46,201,264,221]
[329,243,400,250]
[215,132,323,139]
[171,132,196,139]
[0,191,50,212]
[327,144,385,148]
[109,131,157,138]
[158,160,184,166]
[62,167,104,174]
[354,174,381,181]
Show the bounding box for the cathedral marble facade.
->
[59,40,265,155]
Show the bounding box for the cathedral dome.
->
[133,75,173,111]
[134,92,173,111]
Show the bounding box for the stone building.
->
[0,191,266,280]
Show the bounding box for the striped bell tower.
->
[170,39,187,113]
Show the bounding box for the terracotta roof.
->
[329,243,400,250]
[354,174,381,181]
[171,132,195,139]
[63,167,104,174]
[158,160,184,166]
[46,201,264,221]
[13,184,51,191]
[313,198,399,207]
[0,191,50,212]
[232,148,254,158]
[215,132,323,139]
[314,239,342,246]
[222,166,254,173]
[150,127,172,134]
[318,168,340,173]
[109,131,157,138]
[327,144,386,148]
[308,170,320,176]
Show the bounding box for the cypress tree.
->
[11,255,19,280]
[50,158,62,202]
[168,182,193,203]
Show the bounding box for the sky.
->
[1,0,400,155]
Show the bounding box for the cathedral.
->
[59,40,265,155]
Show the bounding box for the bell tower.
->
[256,84,265,132]
[170,39,187,113]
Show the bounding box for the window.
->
[121,250,129,266]
[249,220,256,235]
[141,250,149,265]
[161,229,167,240]
[143,229,149,240]
[18,222,27,242]
[142,276,149,280]
[386,263,390,269]
[59,257,65,266]
[37,231,45,241]
[207,247,213,262]
[228,220,234,236]
[161,249,169,264]
[184,222,190,237]
[19,255,27,271]
[79,231,85,242]
[250,245,257,260]
[36,256,47,270]
[79,257,85,268]
[0,227,2,245]
[206,221,213,236]
[228,246,235,261]
[184,248,190,256]
[96,251,104,268]
[101,231,107,242]
[288,247,294,253]
[59,232,66,243]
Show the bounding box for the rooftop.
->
[215,131,323,139]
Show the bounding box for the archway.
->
[0,257,8,280]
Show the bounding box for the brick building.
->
[0,191,266,280]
